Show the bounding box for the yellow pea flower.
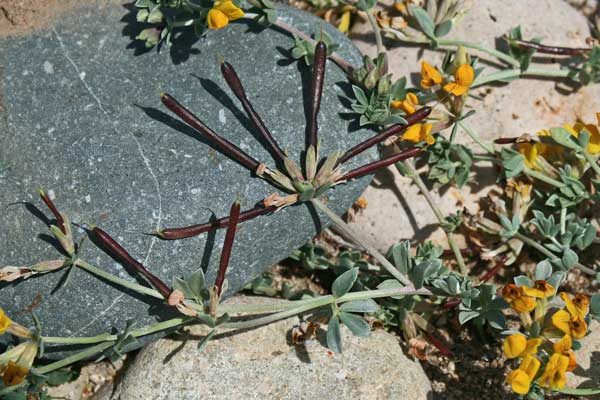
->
[560,292,589,318]
[522,280,555,299]
[565,113,600,154]
[503,334,542,359]
[402,123,435,145]
[0,308,13,334]
[2,361,28,386]
[391,92,419,115]
[553,335,577,372]
[552,310,587,340]
[538,353,569,390]
[0,340,38,387]
[506,355,541,395]
[420,61,443,90]
[443,64,474,96]
[502,284,537,313]
[207,1,244,30]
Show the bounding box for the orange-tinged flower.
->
[2,361,28,386]
[402,123,435,145]
[443,64,474,96]
[565,115,600,154]
[552,309,588,339]
[207,1,244,30]
[0,308,13,334]
[503,334,542,359]
[560,293,589,318]
[522,280,555,299]
[506,355,540,395]
[420,61,443,89]
[553,335,577,372]
[391,92,419,115]
[502,284,536,313]
[538,353,569,390]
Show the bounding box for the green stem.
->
[401,160,468,275]
[382,31,520,67]
[523,166,565,188]
[458,121,495,154]
[75,259,164,299]
[472,67,571,88]
[36,341,116,375]
[583,151,600,177]
[311,198,412,286]
[366,9,384,55]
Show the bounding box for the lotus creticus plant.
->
[500,261,597,397]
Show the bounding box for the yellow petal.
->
[2,361,28,387]
[215,1,244,20]
[420,61,442,89]
[443,82,468,96]
[455,64,474,87]
[406,92,419,105]
[522,338,542,357]
[520,355,541,380]
[560,292,586,318]
[553,335,572,354]
[507,369,532,395]
[207,8,229,30]
[570,316,587,339]
[503,334,527,359]
[552,309,572,335]
[402,124,423,143]
[338,10,351,33]
[0,308,13,334]
[512,296,537,313]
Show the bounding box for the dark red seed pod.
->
[157,205,276,240]
[160,92,261,172]
[493,137,518,144]
[480,255,508,283]
[339,147,421,181]
[93,227,172,298]
[338,107,432,166]
[308,41,327,149]
[39,189,66,234]
[220,61,286,163]
[214,201,241,296]
[426,333,453,357]
[514,39,590,56]
[442,299,462,309]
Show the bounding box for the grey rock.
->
[349,0,597,251]
[0,3,376,356]
[111,296,433,400]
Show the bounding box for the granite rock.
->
[0,3,377,356]
[111,296,433,400]
[348,0,596,251]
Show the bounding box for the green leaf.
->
[339,312,371,337]
[188,269,206,299]
[391,241,411,274]
[549,127,581,150]
[534,260,552,280]
[514,275,534,287]
[45,368,80,386]
[327,315,343,353]
[458,310,480,325]
[590,294,600,317]
[376,279,405,299]
[562,248,578,269]
[339,299,380,313]
[434,20,453,37]
[409,6,435,38]
[198,329,216,352]
[557,387,600,395]
[332,267,359,298]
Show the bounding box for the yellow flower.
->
[502,284,537,313]
[522,280,555,299]
[443,64,474,96]
[503,334,542,359]
[553,335,577,372]
[391,92,419,115]
[420,61,443,90]
[2,361,28,386]
[538,353,569,390]
[0,308,13,334]
[560,292,589,318]
[207,1,244,30]
[565,113,600,154]
[506,355,541,395]
[402,123,435,145]
[393,1,408,14]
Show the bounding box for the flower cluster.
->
[0,308,37,388]
[501,280,591,395]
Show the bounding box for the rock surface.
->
[110,296,433,400]
[567,320,600,398]
[349,0,596,251]
[0,2,377,356]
